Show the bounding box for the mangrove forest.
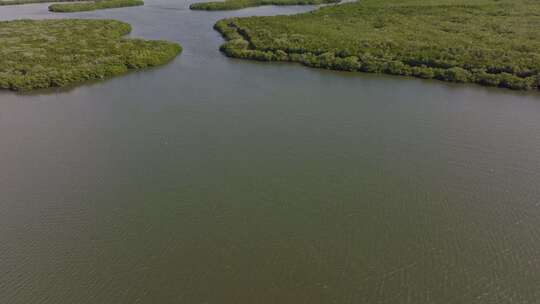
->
[0,19,181,91]
[214,0,540,90]
[48,0,143,12]
[190,0,339,11]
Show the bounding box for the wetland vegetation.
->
[215,0,540,90]
[0,19,181,91]
[190,0,338,11]
[49,0,143,12]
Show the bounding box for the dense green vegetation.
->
[215,0,540,90]
[0,19,181,91]
[190,0,338,11]
[49,0,142,12]
[0,0,142,9]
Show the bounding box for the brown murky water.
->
[1,2,540,303]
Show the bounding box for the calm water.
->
[1,2,540,303]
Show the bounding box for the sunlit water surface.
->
[1,2,540,303]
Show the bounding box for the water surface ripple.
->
[1,1,540,303]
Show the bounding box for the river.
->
[1,1,540,303]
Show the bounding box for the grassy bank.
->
[190,0,338,11]
[49,0,143,12]
[0,19,181,91]
[215,0,540,90]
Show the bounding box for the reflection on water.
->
[1,1,540,303]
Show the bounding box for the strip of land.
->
[190,0,338,11]
[215,0,540,90]
[0,19,181,91]
[49,0,143,12]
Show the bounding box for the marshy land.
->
[215,0,540,90]
[0,19,181,91]
[49,0,144,12]
[0,0,538,90]
[190,0,338,11]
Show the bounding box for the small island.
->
[214,0,540,90]
[0,19,181,91]
[49,0,143,12]
[190,0,338,11]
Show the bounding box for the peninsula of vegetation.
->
[0,19,181,91]
[190,0,338,11]
[49,0,143,12]
[215,0,540,90]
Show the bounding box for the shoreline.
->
[214,17,540,91]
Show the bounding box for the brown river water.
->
[1,1,540,303]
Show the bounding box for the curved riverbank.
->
[0,19,180,91]
[190,0,338,11]
[49,0,143,12]
[214,0,540,90]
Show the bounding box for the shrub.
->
[411,67,435,79]
[498,73,535,90]
[441,67,471,83]
[335,56,360,71]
